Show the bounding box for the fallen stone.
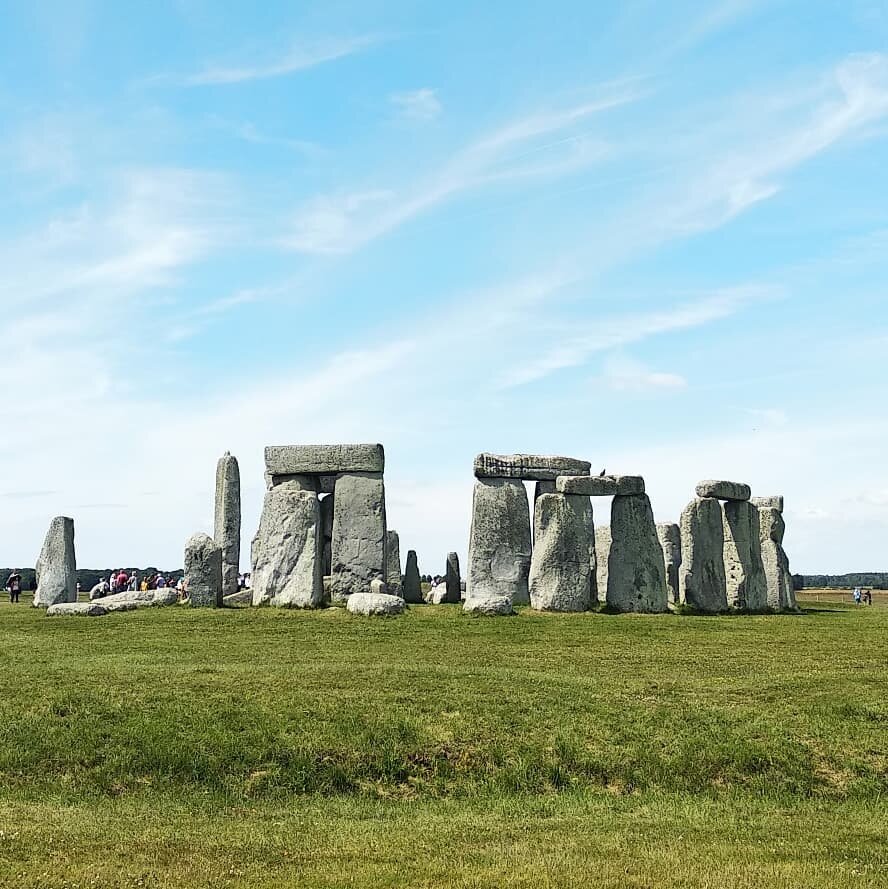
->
[751,495,784,513]
[185,533,223,608]
[370,578,388,595]
[223,588,252,607]
[723,501,767,610]
[557,475,645,496]
[463,595,513,616]
[265,444,385,476]
[607,494,668,613]
[95,589,176,612]
[46,602,107,617]
[402,549,423,604]
[385,530,403,597]
[33,516,77,608]
[252,488,322,608]
[474,453,591,481]
[656,523,682,605]
[330,473,387,603]
[695,480,751,501]
[679,497,727,612]
[346,592,406,616]
[214,451,241,598]
[445,552,461,603]
[595,526,611,602]
[759,506,797,611]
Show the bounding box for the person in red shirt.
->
[117,570,128,591]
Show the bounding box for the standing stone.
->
[723,501,767,610]
[185,533,222,607]
[529,493,593,612]
[759,506,796,611]
[252,487,322,608]
[595,526,611,603]
[214,451,241,598]
[465,478,531,611]
[403,550,423,604]
[331,473,386,604]
[33,516,76,607]
[321,494,335,576]
[385,530,403,597]
[445,552,461,603]
[656,523,682,605]
[679,497,727,612]
[607,494,667,613]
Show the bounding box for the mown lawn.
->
[0,599,885,887]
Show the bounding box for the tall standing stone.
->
[185,532,222,608]
[607,494,667,612]
[403,550,423,603]
[214,451,241,598]
[759,505,796,611]
[445,552,461,603]
[33,516,76,607]
[252,487,323,608]
[723,500,767,610]
[465,478,531,611]
[529,493,593,612]
[321,493,335,577]
[595,526,611,603]
[330,473,387,604]
[679,497,727,612]
[656,523,682,605]
[385,530,403,597]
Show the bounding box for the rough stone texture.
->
[595,526,611,603]
[223,588,252,607]
[679,497,728,612]
[97,589,177,611]
[465,478,532,611]
[607,494,667,613]
[385,530,403,597]
[463,595,513,616]
[445,552,461,603]
[402,549,423,604]
[321,493,335,576]
[47,602,107,617]
[33,516,76,607]
[695,480,751,501]
[759,506,797,611]
[318,475,337,495]
[214,451,241,598]
[751,495,784,513]
[330,473,386,604]
[346,592,406,616]
[723,501,768,610]
[266,444,384,476]
[656,523,682,605]
[370,578,388,595]
[557,475,645,496]
[473,453,591,481]
[185,533,223,608]
[270,474,320,492]
[529,493,593,612]
[427,583,449,605]
[252,488,322,608]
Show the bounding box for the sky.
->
[1,0,887,575]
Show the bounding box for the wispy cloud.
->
[390,88,442,121]
[601,356,688,392]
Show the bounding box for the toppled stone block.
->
[463,595,513,616]
[33,516,77,608]
[751,495,784,513]
[46,602,107,617]
[474,453,591,481]
[607,494,668,613]
[557,475,645,496]
[265,444,385,476]
[695,480,751,501]
[347,592,406,616]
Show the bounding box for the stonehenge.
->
[445,552,461,603]
[607,493,667,612]
[184,533,222,607]
[403,550,423,604]
[347,591,407,616]
[722,500,767,611]
[214,452,241,598]
[759,503,797,611]
[656,523,681,605]
[679,496,727,612]
[33,516,76,607]
[385,530,403,597]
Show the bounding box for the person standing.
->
[853,587,861,605]
[6,570,21,604]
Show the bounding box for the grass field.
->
[0,596,885,887]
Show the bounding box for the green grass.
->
[0,599,886,887]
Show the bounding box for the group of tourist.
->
[853,587,874,605]
[89,571,186,601]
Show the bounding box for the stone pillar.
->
[465,478,531,612]
[185,532,222,607]
[33,516,76,607]
[445,551,461,603]
[607,494,667,612]
[252,486,323,608]
[321,493,335,577]
[594,526,611,603]
[656,523,682,605]
[723,501,767,610]
[403,549,423,603]
[759,504,796,611]
[385,530,403,597]
[330,472,386,604]
[529,492,593,612]
[679,497,727,612]
[214,451,241,598]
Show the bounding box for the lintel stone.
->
[265,444,384,476]
[557,474,644,496]
[695,480,751,501]
[751,495,784,513]
[474,453,590,481]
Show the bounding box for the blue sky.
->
[1,0,887,574]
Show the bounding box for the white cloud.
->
[390,88,442,121]
[601,357,687,392]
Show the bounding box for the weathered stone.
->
[607,494,667,613]
[223,588,252,607]
[369,578,388,595]
[723,501,767,610]
[465,478,531,611]
[346,592,406,616]
[402,549,423,604]
[266,443,384,476]
[474,453,591,481]
[695,480,751,501]
[427,583,449,605]
[557,475,645,496]
[385,530,403,597]
[656,523,682,605]
[463,595,513,616]
[46,602,107,617]
[529,493,593,612]
[330,473,386,603]
[445,552,461,603]
[679,497,727,612]
[252,488,322,608]
[185,532,222,607]
[759,506,796,611]
[595,526,611,602]
[321,494,335,575]
[33,516,76,607]
[270,474,320,492]
[214,451,241,598]
[318,475,337,495]
[98,589,178,611]
[751,495,784,513]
